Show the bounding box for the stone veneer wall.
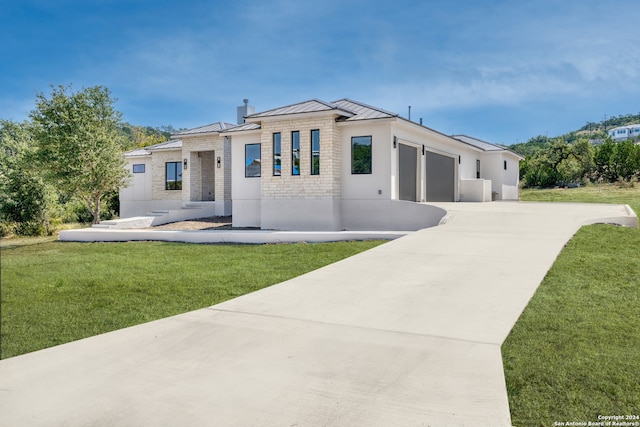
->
[259,115,342,199]
[151,150,183,201]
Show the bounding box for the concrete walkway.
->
[0,202,636,427]
[59,228,410,244]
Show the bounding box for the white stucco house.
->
[120,98,523,231]
[608,124,640,141]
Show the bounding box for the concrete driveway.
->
[0,202,635,427]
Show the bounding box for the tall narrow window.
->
[352,136,372,174]
[165,162,182,190]
[273,133,281,176]
[311,129,320,175]
[476,159,481,179]
[291,131,300,175]
[245,143,261,177]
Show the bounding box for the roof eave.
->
[393,117,487,151]
[332,98,399,118]
[220,127,262,136]
[451,133,525,157]
[174,130,222,138]
[335,116,398,126]
[172,122,238,138]
[245,109,354,123]
[147,146,181,152]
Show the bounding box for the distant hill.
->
[509,113,640,157]
[579,113,640,133]
[117,123,185,151]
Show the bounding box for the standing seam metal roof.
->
[245,98,399,121]
[609,124,640,132]
[221,122,261,133]
[124,139,183,157]
[168,100,513,155]
[245,99,354,119]
[173,122,238,136]
[452,135,505,151]
[176,98,400,135]
[332,99,398,121]
[452,134,524,157]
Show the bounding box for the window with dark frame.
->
[311,129,320,175]
[273,133,281,176]
[245,143,261,177]
[291,131,300,175]
[165,162,182,190]
[352,135,372,174]
[132,164,145,173]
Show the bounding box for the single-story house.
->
[120,98,523,231]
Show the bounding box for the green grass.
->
[0,240,384,359]
[520,184,640,214]
[503,185,640,426]
[3,186,639,424]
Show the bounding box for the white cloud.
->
[364,63,585,116]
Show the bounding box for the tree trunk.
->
[92,195,101,224]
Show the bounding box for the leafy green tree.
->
[592,138,640,183]
[521,154,556,188]
[521,138,595,187]
[509,135,551,157]
[594,139,616,182]
[30,85,130,224]
[0,120,57,236]
[566,138,595,183]
[118,123,174,150]
[610,140,640,181]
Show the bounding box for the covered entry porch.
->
[181,141,232,217]
[186,150,216,202]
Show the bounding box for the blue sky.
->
[1,0,639,145]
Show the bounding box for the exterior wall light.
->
[217,157,221,168]
[183,158,188,169]
[393,136,397,148]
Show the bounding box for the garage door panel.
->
[426,152,455,202]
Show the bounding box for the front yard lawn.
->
[0,240,384,359]
[504,185,640,426]
[519,184,640,214]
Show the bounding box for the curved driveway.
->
[0,202,636,426]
